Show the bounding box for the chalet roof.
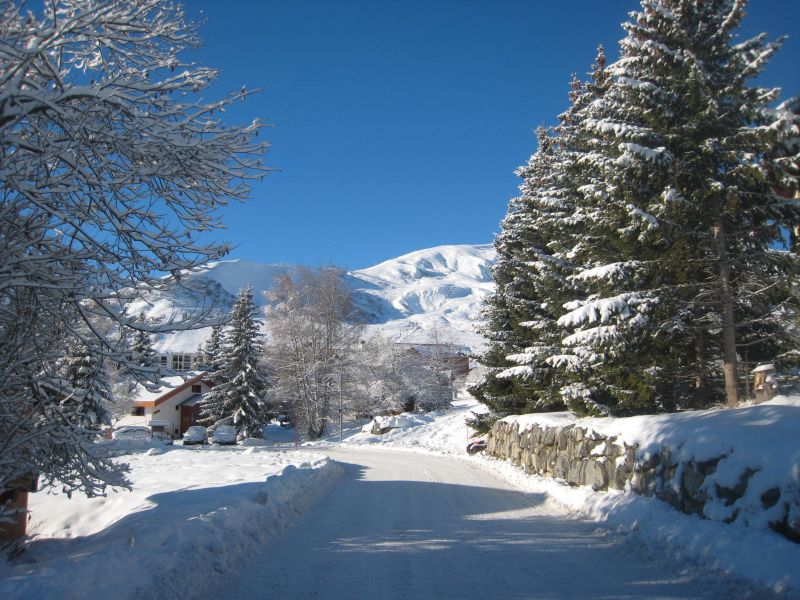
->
[134,371,210,407]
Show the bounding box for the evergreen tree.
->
[475,1,798,418]
[132,323,158,369]
[471,50,609,423]
[470,129,570,421]
[197,324,223,371]
[62,340,112,430]
[199,287,269,437]
[555,0,799,413]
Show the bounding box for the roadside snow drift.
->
[1,448,339,599]
[320,393,487,456]
[315,394,800,595]
[495,396,800,594]
[500,396,800,535]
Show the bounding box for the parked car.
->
[210,425,237,445]
[150,430,174,445]
[466,437,487,455]
[112,426,152,441]
[277,414,294,428]
[182,426,208,446]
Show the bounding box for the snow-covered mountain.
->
[128,244,496,354]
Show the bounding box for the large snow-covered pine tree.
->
[200,287,269,437]
[132,326,158,369]
[556,0,799,413]
[470,129,572,420]
[197,324,224,371]
[472,50,609,422]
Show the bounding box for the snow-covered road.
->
[220,448,747,599]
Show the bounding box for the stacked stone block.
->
[487,419,799,543]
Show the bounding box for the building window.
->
[171,354,192,371]
[160,355,168,367]
[191,384,202,393]
[132,406,145,416]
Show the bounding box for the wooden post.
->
[0,476,37,542]
[752,364,776,405]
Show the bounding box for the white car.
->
[112,426,152,441]
[182,426,208,446]
[210,425,238,445]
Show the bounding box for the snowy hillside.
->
[127,244,496,354]
[351,244,495,348]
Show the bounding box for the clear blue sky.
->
[185,1,800,270]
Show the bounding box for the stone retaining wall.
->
[487,419,799,543]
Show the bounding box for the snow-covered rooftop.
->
[133,371,207,404]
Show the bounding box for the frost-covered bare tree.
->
[413,325,456,412]
[349,335,415,417]
[347,330,457,418]
[263,268,362,439]
[0,0,267,504]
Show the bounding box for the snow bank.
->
[370,413,434,431]
[316,393,487,456]
[501,397,800,521]
[494,396,800,594]
[1,448,340,599]
[484,457,800,595]
[98,437,175,457]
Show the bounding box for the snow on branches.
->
[0,0,267,501]
[475,0,800,417]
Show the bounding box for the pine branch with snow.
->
[61,339,112,430]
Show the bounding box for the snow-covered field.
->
[311,394,800,595]
[313,395,485,456]
[4,392,799,597]
[1,447,339,599]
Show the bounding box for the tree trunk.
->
[713,217,740,408]
[693,328,708,409]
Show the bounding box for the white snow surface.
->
[309,393,800,595]
[496,397,800,594]
[127,243,496,353]
[0,448,339,599]
[6,381,798,596]
[368,413,432,431]
[220,445,745,599]
[314,390,488,457]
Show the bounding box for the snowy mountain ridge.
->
[129,243,497,354]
